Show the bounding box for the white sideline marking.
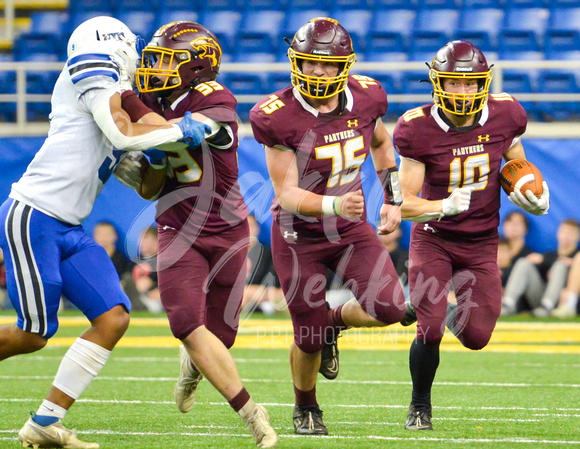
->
[1,429,579,445]
[2,374,580,389]
[1,398,580,413]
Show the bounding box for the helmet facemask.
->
[430,69,493,116]
[137,47,192,92]
[289,48,355,99]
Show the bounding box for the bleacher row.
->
[1,0,580,122]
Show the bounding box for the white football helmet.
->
[67,16,144,85]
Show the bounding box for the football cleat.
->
[293,405,328,435]
[173,345,204,413]
[405,403,433,431]
[400,301,417,326]
[18,416,99,448]
[319,327,340,380]
[239,404,278,448]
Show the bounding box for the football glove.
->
[113,152,143,190]
[442,187,473,216]
[509,181,550,215]
[177,111,211,147]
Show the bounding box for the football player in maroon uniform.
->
[250,17,406,435]
[118,21,277,447]
[394,40,549,430]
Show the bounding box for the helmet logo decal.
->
[97,31,126,41]
[310,17,338,25]
[312,49,332,56]
[190,37,221,68]
[155,22,181,36]
[173,28,198,37]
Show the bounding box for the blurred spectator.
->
[500,211,533,287]
[132,226,162,313]
[552,252,580,318]
[497,237,512,289]
[242,214,286,315]
[92,221,132,278]
[501,218,580,316]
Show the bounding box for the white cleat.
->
[240,404,279,448]
[173,345,203,413]
[18,417,99,448]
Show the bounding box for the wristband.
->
[321,195,337,216]
[121,90,154,122]
[377,167,403,206]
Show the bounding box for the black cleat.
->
[319,327,340,380]
[293,405,328,435]
[405,403,433,430]
[400,301,417,327]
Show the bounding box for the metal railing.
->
[1,60,580,136]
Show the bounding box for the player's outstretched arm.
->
[265,145,363,218]
[400,157,446,222]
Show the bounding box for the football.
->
[499,159,544,198]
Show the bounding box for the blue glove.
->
[144,148,167,169]
[176,111,211,147]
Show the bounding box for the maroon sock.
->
[294,385,318,408]
[229,388,251,412]
[328,304,347,330]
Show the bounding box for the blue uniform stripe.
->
[71,69,120,84]
[67,52,112,67]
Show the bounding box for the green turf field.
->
[1,312,579,448]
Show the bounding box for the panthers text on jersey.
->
[394,94,527,237]
[250,75,388,238]
[140,81,247,234]
[10,50,124,225]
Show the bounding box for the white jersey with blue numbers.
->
[10,49,125,225]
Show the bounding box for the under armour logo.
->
[347,119,358,128]
[477,134,490,142]
[423,224,436,234]
[283,231,298,240]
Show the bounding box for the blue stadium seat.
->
[113,0,160,11]
[412,9,459,53]
[202,0,242,10]
[0,71,16,122]
[503,0,548,6]
[68,0,113,12]
[498,8,550,52]
[537,70,579,120]
[362,71,403,119]
[407,50,438,61]
[278,10,329,54]
[418,0,461,8]
[363,52,408,62]
[117,11,156,40]
[241,0,287,9]
[330,0,372,10]
[374,0,419,8]
[548,0,580,6]
[199,11,242,55]
[155,11,199,31]
[224,73,268,120]
[285,0,332,9]
[456,8,504,52]
[267,72,291,92]
[161,0,203,9]
[14,34,60,61]
[331,10,372,53]
[234,52,277,63]
[67,11,113,35]
[545,8,580,54]
[462,0,502,6]
[236,11,284,55]
[400,70,432,111]
[27,71,59,121]
[368,10,416,53]
[545,49,580,60]
[29,12,68,36]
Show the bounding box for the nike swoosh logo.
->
[326,360,338,373]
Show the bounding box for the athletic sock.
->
[409,338,440,408]
[229,387,251,413]
[33,400,67,426]
[294,385,318,408]
[327,304,347,331]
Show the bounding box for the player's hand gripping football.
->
[377,204,402,235]
[442,187,473,216]
[509,181,550,215]
[177,111,212,147]
[335,190,365,218]
[113,152,143,190]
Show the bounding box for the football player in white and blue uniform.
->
[0,16,210,449]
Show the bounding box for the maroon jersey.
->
[250,75,388,238]
[141,81,247,233]
[394,94,527,236]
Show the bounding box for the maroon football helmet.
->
[429,40,493,115]
[288,17,356,99]
[136,21,222,93]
